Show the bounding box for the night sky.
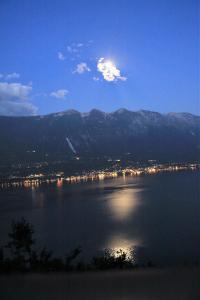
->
[0,0,199,116]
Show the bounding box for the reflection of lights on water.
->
[107,188,141,221]
[31,187,45,208]
[57,178,63,188]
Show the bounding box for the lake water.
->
[0,170,200,266]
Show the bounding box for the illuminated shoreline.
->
[0,163,199,189]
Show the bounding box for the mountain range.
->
[0,109,199,166]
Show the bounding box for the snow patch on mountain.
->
[52,110,80,118]
[81,112,90,118]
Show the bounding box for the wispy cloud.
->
[67,45,78,54]
[73,62,91,74]
[58,41,93,62]
[58,52,66,60]
[93,76,100,81]
[0,82,37,116]
[97,58,127,82]
[6,72,20,80]
[50,89,69,99]
[67,42,85,52]
[0,72,21,80]
[77,43,84,47]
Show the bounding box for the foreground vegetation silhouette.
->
[0,218,135,273]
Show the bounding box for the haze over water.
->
[0,170,199,266]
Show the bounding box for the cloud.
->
[0,82,31,99]
[0,101,37,116]
[93,76,100,81]
[6,72,20,80]
[97,58,127,82]
[0,72,21,80]
[50,89,69,99]
[58,52,66,60]
[67,43,84,53]
[67,45,78,53]
[73,62,91,74]
[65,41,93,60]
[0,82,37,116]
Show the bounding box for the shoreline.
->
[1,266,199,299]
[0,162,199,189]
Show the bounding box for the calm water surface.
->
[0,171,200,266]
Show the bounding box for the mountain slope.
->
[0,109,199,164]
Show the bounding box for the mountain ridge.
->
[0,108,199,119]
[0,108,199,167]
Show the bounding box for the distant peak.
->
[61,109,80,115]
[113,108,130,114]
[87,109,108,117]
[52,109,80,117]
[90,109,106,114]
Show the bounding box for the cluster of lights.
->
[0,163,199,189]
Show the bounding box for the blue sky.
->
[0,0,199,116]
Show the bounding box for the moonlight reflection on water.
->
[106,186,142,221]
[0,171,199,265]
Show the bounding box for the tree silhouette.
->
[5,218,35,269]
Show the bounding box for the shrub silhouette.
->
[65,246,82,270]
[92,248,134,270]
[0,218,136,272]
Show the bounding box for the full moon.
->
[97,57,126,82]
